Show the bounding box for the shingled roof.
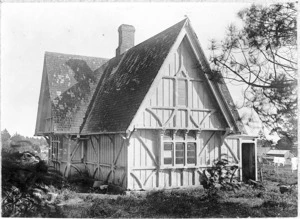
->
[36,18,245,135]
[42,52,108,133]
[217,80,247,134]
[81,19,187,133]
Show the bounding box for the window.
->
[163,140,197,166]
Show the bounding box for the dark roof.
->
[81,19,187,133]
[44,52,108,133]
[217,80,246,134]
[37,18,245,135]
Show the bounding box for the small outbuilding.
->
[35,18,257,191]
[266,150,293,165]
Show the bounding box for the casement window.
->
[50,135,62,161]
[163,142,173,165]
[162,130,197,166]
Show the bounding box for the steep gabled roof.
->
[37,52,108,134]
[36,18,245,136]
[81,19,187,133]
[217,80,246,133]
[181,21,245,134]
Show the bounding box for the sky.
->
[1,2,269,138]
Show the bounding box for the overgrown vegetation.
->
[200,158,240,191]
[78,182,297,218]
[1,150,66,217]
[2,149,297,218]
[56,162,297,218]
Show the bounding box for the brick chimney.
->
[116,24,135,56]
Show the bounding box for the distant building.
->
[265,149,293,164]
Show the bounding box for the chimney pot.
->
[116,24,135,57]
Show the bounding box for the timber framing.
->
[37,18,257,191]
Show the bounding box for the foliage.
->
[5,130,48,146]
[1,150,64,217]
[259,163,298,185]
[79,184,297,218]
[257,139,273,148]
[10,132,25,142]
[209,3,297,143]
[201,158,240,191]
[1,129,11,150]
[275,136,293,150]
[1,129,48,157]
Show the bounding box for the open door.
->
[241,143,256,181]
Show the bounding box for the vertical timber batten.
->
[66,135,72,178]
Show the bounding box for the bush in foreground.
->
[1,150,64,217]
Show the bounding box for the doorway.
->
[241,143,256,181]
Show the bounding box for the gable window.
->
[162,130,197,166]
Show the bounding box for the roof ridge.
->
[127,18,188,52]
[45,51,109,60]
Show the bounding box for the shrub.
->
[1,150,64,217]
[200,158,240,191]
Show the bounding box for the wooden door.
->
[241,143,256,181]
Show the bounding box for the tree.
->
[1,129,11,149]
[10,132,25,143]
[276,136,293,150]
[209,3,297,143]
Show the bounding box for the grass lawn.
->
[53,164,298,218]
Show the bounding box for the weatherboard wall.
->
[48,134,128,187]
[85,134,127,187]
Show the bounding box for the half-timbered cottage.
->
[35,18,257,191]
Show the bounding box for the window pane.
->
[176,158,184,164]
[164,158,172,165]
[187,158,196,164]
[187,151,195,156]
[164,142,173,150]
[187,143,195,150]
[176,151,184,157]
[178,80,187,106]
[187,143,196,164]
[176,143,184,150]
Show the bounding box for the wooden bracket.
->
[159,129,166,136]
[196,129,202,138]
[172,129,178,139]
[184,129,190,139]
[221,127,231,144]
